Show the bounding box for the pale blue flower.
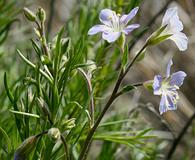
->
[88,7,140,43]
[153,59,186,114]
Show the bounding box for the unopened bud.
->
[23,7,36,22]
[37,7,46,22]
[48,128,61,142]
[14,136,38,160]
[36,97,51,119]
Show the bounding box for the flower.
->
[159,7,188,51]
[88,7,140,43]
[153,59,186,114]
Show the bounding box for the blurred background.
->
[0,0,195,159]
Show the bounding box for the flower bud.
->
[48,128,61,142]
[14,136,38,160]
[36,97,51,119]
[37,7,46,22]
[23,7,36,22]
[62,118,76,130]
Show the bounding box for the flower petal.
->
[170,71,187,87]
[120,7,139,25]
[153,75,163,95]
[88,25,109,35]
[167,93,178,110]
[166,59,173,78]
[122,24,140,35]
[99,9,116,26]
[102,32,121,43]
[159,94,177,115]
[159,95,169,115]
[169,32,188,51]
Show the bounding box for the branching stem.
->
[78,43,148,160]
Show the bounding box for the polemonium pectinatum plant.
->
[2,2,189,160]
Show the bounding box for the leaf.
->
[10,110,40,118]
[120,84,136,94]
[4,72,14,103]
[0,127,12,152]
[136,128,153,138]
[31,39,41,57]
[136,49,146,62]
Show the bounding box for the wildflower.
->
[88,7,140,43]
[160,7,188,51]
[153,59,186,114]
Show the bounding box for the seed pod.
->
[23,7,36,22]
[14,136,38,160]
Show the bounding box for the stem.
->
[61,135,70,160]
[36,21,50,58]
[166,113,195,160]
[36,130,48,138]
[78,44,148,160]
[77,68,94,127]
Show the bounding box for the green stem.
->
[78,43,148,160]
[61,135,70,160]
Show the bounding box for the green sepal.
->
[121,44,129,70]
[143,80,153,92]
[148,34,172,46]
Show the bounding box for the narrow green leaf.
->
[0,127,12,152]
[4,72,14,103]
[10,110,40,118]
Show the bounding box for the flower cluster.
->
[88,7,188,114]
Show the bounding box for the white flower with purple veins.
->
[160,7,188,51]
[88,7,140,43]
[153,59,186,114]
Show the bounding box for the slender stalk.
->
[77,68,94,127]
[35,21,50,58]
[61,135,70,160]
[36,130,48,138]
[78,44,148,160]
[166,113,195,160]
